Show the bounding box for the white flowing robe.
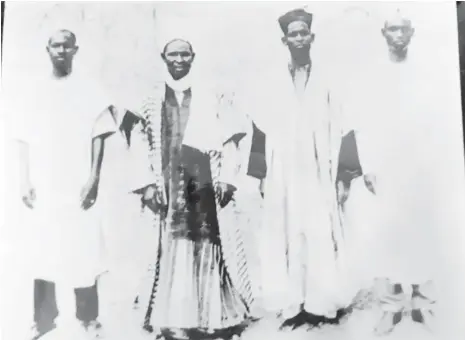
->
[247,63,351,317]
[5,72,115,288]
[345,52,441,286]
[94,106,160,308]
[216,95,264,305]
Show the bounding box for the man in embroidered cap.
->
[5,28,117,339]
[243,7,362,331]
[346,7,438,335]
[113,33,254,339]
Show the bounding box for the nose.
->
[173,55,183,63]
[57,46,65,53]
[295,33,305,40]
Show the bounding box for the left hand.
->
[216,182,237,208]
[337,180,350,207]
[80,176,99,210]
[364,173,377,195]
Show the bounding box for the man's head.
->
[382,11,415,53]
[161,39,195,80]
[46,29,78,75]
[279,9,315,58]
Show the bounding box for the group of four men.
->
[7,6,435,340]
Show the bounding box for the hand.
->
[216,182,237,208]
[364,173,376,195]
[337,180,350,207]
[259,179,265,199]
[80,176,99,210]
[21,182,36,209]
[141,185,161,213]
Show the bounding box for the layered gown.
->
[245,62,353,318]
[129,82,253,338]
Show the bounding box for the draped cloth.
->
[247,60,352,318]
[131,76,253,335]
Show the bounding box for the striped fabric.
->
[139,85,253,335]
[147,231,248,330]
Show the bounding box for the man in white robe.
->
[346,11,438,334]
[5,29,117,339]
[249,8,359,329]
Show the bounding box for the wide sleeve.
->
[123,86,166,193]
[88,82,119,139]
[216,91,248,186]
[124,121,158,193]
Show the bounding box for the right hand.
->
[21,183,36,209]
[363,173,377,195]
[259,179,265,198]
[141,185,161,213]
[337,180,350,207]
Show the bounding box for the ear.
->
[381,28,386,37]
[72,45,79,55]
[410,27,416,38]
[191,53,196,62]
[310,33,315,43]
[46,46,50,53]
[161,53,166,62]
[281,36,287,46]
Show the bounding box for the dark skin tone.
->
[20,30,111,211]
[139,39,234,213]
[278,21,350,328]
[375,18,429,335]
[281,20,315,67]
[381,17,415,63]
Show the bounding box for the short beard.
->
[289,47,311,66]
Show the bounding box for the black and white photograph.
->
[1,1,465,340]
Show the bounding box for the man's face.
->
[162,40,195,80]
[283,21,314,54]
[382,18,414,51]
[46,31,78,70]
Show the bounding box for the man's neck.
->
[52,66,72,79]
[291,57,311,69]
[290,49,311,68]
[388,47,409,63]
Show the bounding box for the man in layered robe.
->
[248,8,362,329]
[5,29,117,339]
[116,36,254,340]
[345,10,438,334]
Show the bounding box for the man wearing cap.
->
[5,29,117,339]
[248,8,360,330]
[116,35,254,339]
[349,10,437,334]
